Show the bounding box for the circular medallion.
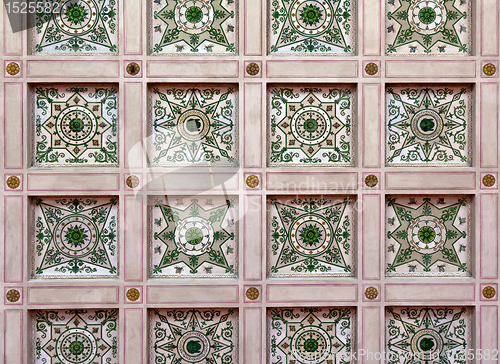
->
[57,0,99,35]
[292,215,332,256]
[126,62,141,76]
[126,175,140,189]
[57,328,98,364]
[365,286,378,300]
[246,62,260,76]
[6,289,20,302]
[126,288,140,301]
[482,174,496,187]
[408,0,447,34]
[483,286,496,299]
[291,327,331,364]
[290,0,333,36]
[365,174,378,187]
[411,109,443,141]
[410,329,443,361]
[483,63,497,76]
[175,0,214,34]
[365,62,378,75]
[178,110,210,141]
[178,331,210,362]
[246,175,259,188]
[246,287,259,300]
[407,216,446,253]
[56,106,98,146]
[291,106,332,145]
[6,176,20,189]
[6,62,20,75]
[54,216,99,258]
[175,217,214,256]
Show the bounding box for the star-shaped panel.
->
[268,196,355,277]
[269,0,356,54]
[268,85,355,167]
[386,0,471,55]
[32,196,118,278]
[386,84,471,166]
[30,0,118,54]
[32,309,118,364]
[386,195,471,277]
[150,0,237,54]
[32,85,118,167]
[269,307,354,364]
[386,307,471,364]
[149,308,238,364]
[149,84,238,166]
[150,196,238,278]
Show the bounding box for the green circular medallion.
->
[65,3,88,26]
[186,6,203,23]
[300,4,322,26]
[418,226,436,243]
[303,338,319,352]
[419,337,435,351]
[64,225,88,248]
[69,340,85,355]
[419,118,435,132]
[299,225,321,246]
[418,7,436,24]
[186,340,202,354]
[185,227,203,245]
[69,118,85,132]
[304,119,319,133]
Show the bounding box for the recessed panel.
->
[385,195,471,277]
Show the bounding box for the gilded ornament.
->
[126,62,140,75]
[246,175,259,188]
[6,62,20,75]
[6,289,20,302]
[246,62,260,76]
[126,175,140,189]
[483,63,496,76]
[246,287,259,300]
[482,174,496,187]
[365,62,378,75]
[126,288,140,301]
[365,174,378,187]
[483,286,496,299]
[6,176,20,189]
[365,286,378,300]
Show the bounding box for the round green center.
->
[65,4,87,25]
[186,340,202,354]
[64,225,88,248]
[418,7,436,24]
[186,6,203,23]
[300,225,321,246]
[186,227,203,245]
[420,118,435,132]
[69,340,84,355]
[418,226,436,243]
[419,338,435,351]
[303,338,319,352]
[185,117,203,133]
[300,5,322,26]
[69,118,84,132]
[304,119,319,132]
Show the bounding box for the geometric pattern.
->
[269,0,356,54]
[32,196,118,278]
[386,85,471,167]
[268,85,355,167]
[150,0,237,55]
[32,309,118,364]
[150,196,238,278]
[32,85,118,167]
[269,307,354,364]
[386,195,471,277]
[268,196,355,277]
[30,0,118,55]
[386,0,471,55]
[386,307,471,364]
[149,308,238,364]
[149,84,238,167]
